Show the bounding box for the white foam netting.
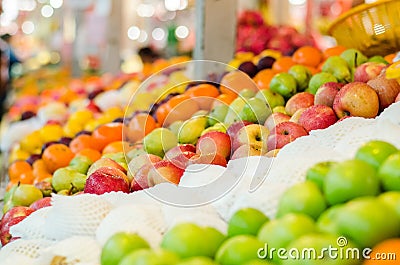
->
[1,102,400,263]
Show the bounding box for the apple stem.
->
[354,52,358,68]
[68,183,76,195]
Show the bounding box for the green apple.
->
[203,227,226,257]
[176,257,219,265]
[321,56,352,83]
[100,232,150,265]
[169,120,184,137]
[71,171,88,192]
[119,249,180,265]
[288,65,312,91]
[224,97,246,125]
[144,128,178,157]
[215,235,265,265]
[126,146,147,161]
[340,48,368,68]
[378,152,400,191]
[368,55,389,64]
[208,105,229,126]
[355,140,398,169]
[240,89,256,99]
[161,223,223,258]
[282,233,360,265]
[378,191,400,219]
[336,197,400,248]
[242,260,275,265]
[272,106,287,114]
[239,97,272,124]
[258,213,316,256]
[12,184,43,207]
[308,72,338,95]
[228,208,269,237]
[201,123,227,135]
[69,155,93,174]
[323,159,380,205]
[178,116,208,144]
[316,204,344,235]
[255,89,285,109]
[276,181,327,220]
[52,167,87,192]
[306,161,337,190]
[269,73,297,99]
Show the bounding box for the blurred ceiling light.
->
[1,0,19,23]
[41,5,54,17]
[137,3,155,17]
[152,27,165,41]
[138,30,148,43]
[50,0,64,9]
[21,21,35,34]
[164,0,188,11]
[37,0,47,3]
[18,0,37,11]
[127,26,140,40]
[175,25,189,39]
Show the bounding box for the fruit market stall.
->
[2,0,400,264]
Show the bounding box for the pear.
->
[224,97,246,126]
[322,56,353,83]
[340,48,368,68]
[178,116,208,144]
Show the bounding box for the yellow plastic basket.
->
[328,0,400,56]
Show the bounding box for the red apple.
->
[284,92,314,116]
[196,131,231,158]
[232,124,269,152]
[188,153,227,167]
[0,216,25,246]
[131,164,153,191]
[298,105,338,132]
[87,157,127,176]
[226,121,253,140]
[289,108,307,124]
[354,62,386,83]
[367,71,400,111]
[164,144,196,160]
[1,206,34,228]
[264,112,291,131]
[314,82,342,107]
[396,92,400,102]
[147,160,185,186]
[29,197,52,211]
[84,166,130,195]
[231,144,265,160]
[267,121,308,150]
[333,82,379,118]
[167,151,197,169]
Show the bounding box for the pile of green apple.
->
[99,139,400,265]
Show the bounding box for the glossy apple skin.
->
[298,105,338,132]
[226,121,253,140]
[128,154,162,179]
[264,112,290,131]
[147,160,185,186]
[87,157,127,177]
[230,144,265,160]
[131,164,153,191]
[30,197,52,211]
[1,206,34,228]
[354,62,385,83]
[333,82,379,118]
[164,144,196,160]
[314,82,342,108]
[367,72,400,111]
[196,131,231,159]
[84,166,130,195]
[267,121,308,150]
[188,153,227,167]
[0,216,25,246]
[284,92,314,116]
[232,124,269,152]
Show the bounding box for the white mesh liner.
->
[179,164,227,187]
[96,204,166,248]
[377,101,400,125]
[0,239,53,264]
[162,204,220,226]
[34,236,101,265]
[45,194,113,240]
[10,207,54,241]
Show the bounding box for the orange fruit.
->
[8,160,33,182]
[32,159,52,183]
[75,148,102,163]
[363,238,400,265]
[42,143,75,173]
[19,171,35,184]
[384,53,396,64]
[167,94,191,108]
[253,69,276,90]
[125,113,158,142]
[305,66,319,75]
[272,56,296,73]
[212,93,237,108]
[102,141,132,154]
[292,46,323,67]
[92,122,123,151]
[155,103,171,125]
[322,45,347,60]
[69,134,96,153]
[219,71,259,96]
[185,84,220,98]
